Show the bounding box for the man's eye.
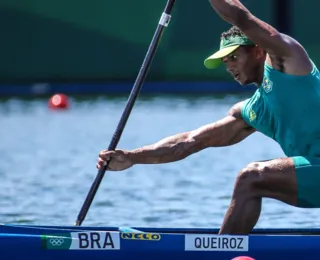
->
[230,55,237,60]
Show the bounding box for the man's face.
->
[222,46,261,85]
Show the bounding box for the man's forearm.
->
[208,0,250,25]
[128,132,203,165]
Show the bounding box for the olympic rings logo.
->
[49,238,65,246]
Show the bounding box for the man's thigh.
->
[250,157,297,206]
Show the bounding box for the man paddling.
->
[97,0,320,234]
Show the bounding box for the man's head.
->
[204,26,266,85]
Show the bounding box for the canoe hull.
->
[1,224,319,260]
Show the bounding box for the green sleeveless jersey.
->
[241,61,320,157]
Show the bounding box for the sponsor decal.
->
[121,232,161,241]
[185,234,248,251]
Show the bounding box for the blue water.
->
[0,93,319,229]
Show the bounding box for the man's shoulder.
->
[267,33,313,75]
[278,33,306,52]
[228,100,248,118]
[228,89,261,118]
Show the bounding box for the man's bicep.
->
[225,111,255,145]
[189,114,254,148]
[237,14,293,57]
[229,124,255,145]
[239,15,312,74]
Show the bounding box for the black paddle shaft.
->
[74,0,176,226]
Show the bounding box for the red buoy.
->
[232,257,255,260]
[48,93,69,110]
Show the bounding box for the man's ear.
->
[254,46,266,59]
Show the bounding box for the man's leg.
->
[219,157,298,235]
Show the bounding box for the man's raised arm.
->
[208,0,303,58]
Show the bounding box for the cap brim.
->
[204,45,240,69]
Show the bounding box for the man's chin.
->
[237,79,254,86]
[235,79,246,86]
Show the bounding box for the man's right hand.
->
[97,150,134,171]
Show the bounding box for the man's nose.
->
[224,61,234,72]
[226,64,235,74]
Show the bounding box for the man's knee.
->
[236,162,268,190]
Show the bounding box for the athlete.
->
[97,0,320,234]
